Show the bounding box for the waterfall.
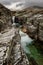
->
[12,16,16,26]
[12,16,15,23]
[19,30,33,53]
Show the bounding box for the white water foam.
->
[19,30,33,53]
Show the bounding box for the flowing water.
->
[19,30,33,53]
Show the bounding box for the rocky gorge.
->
[0,3,43,65]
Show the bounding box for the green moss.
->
[26,43,43,65]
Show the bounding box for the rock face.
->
[0,27,16,65]
[27,14,43,41]
[0,4,12,32]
